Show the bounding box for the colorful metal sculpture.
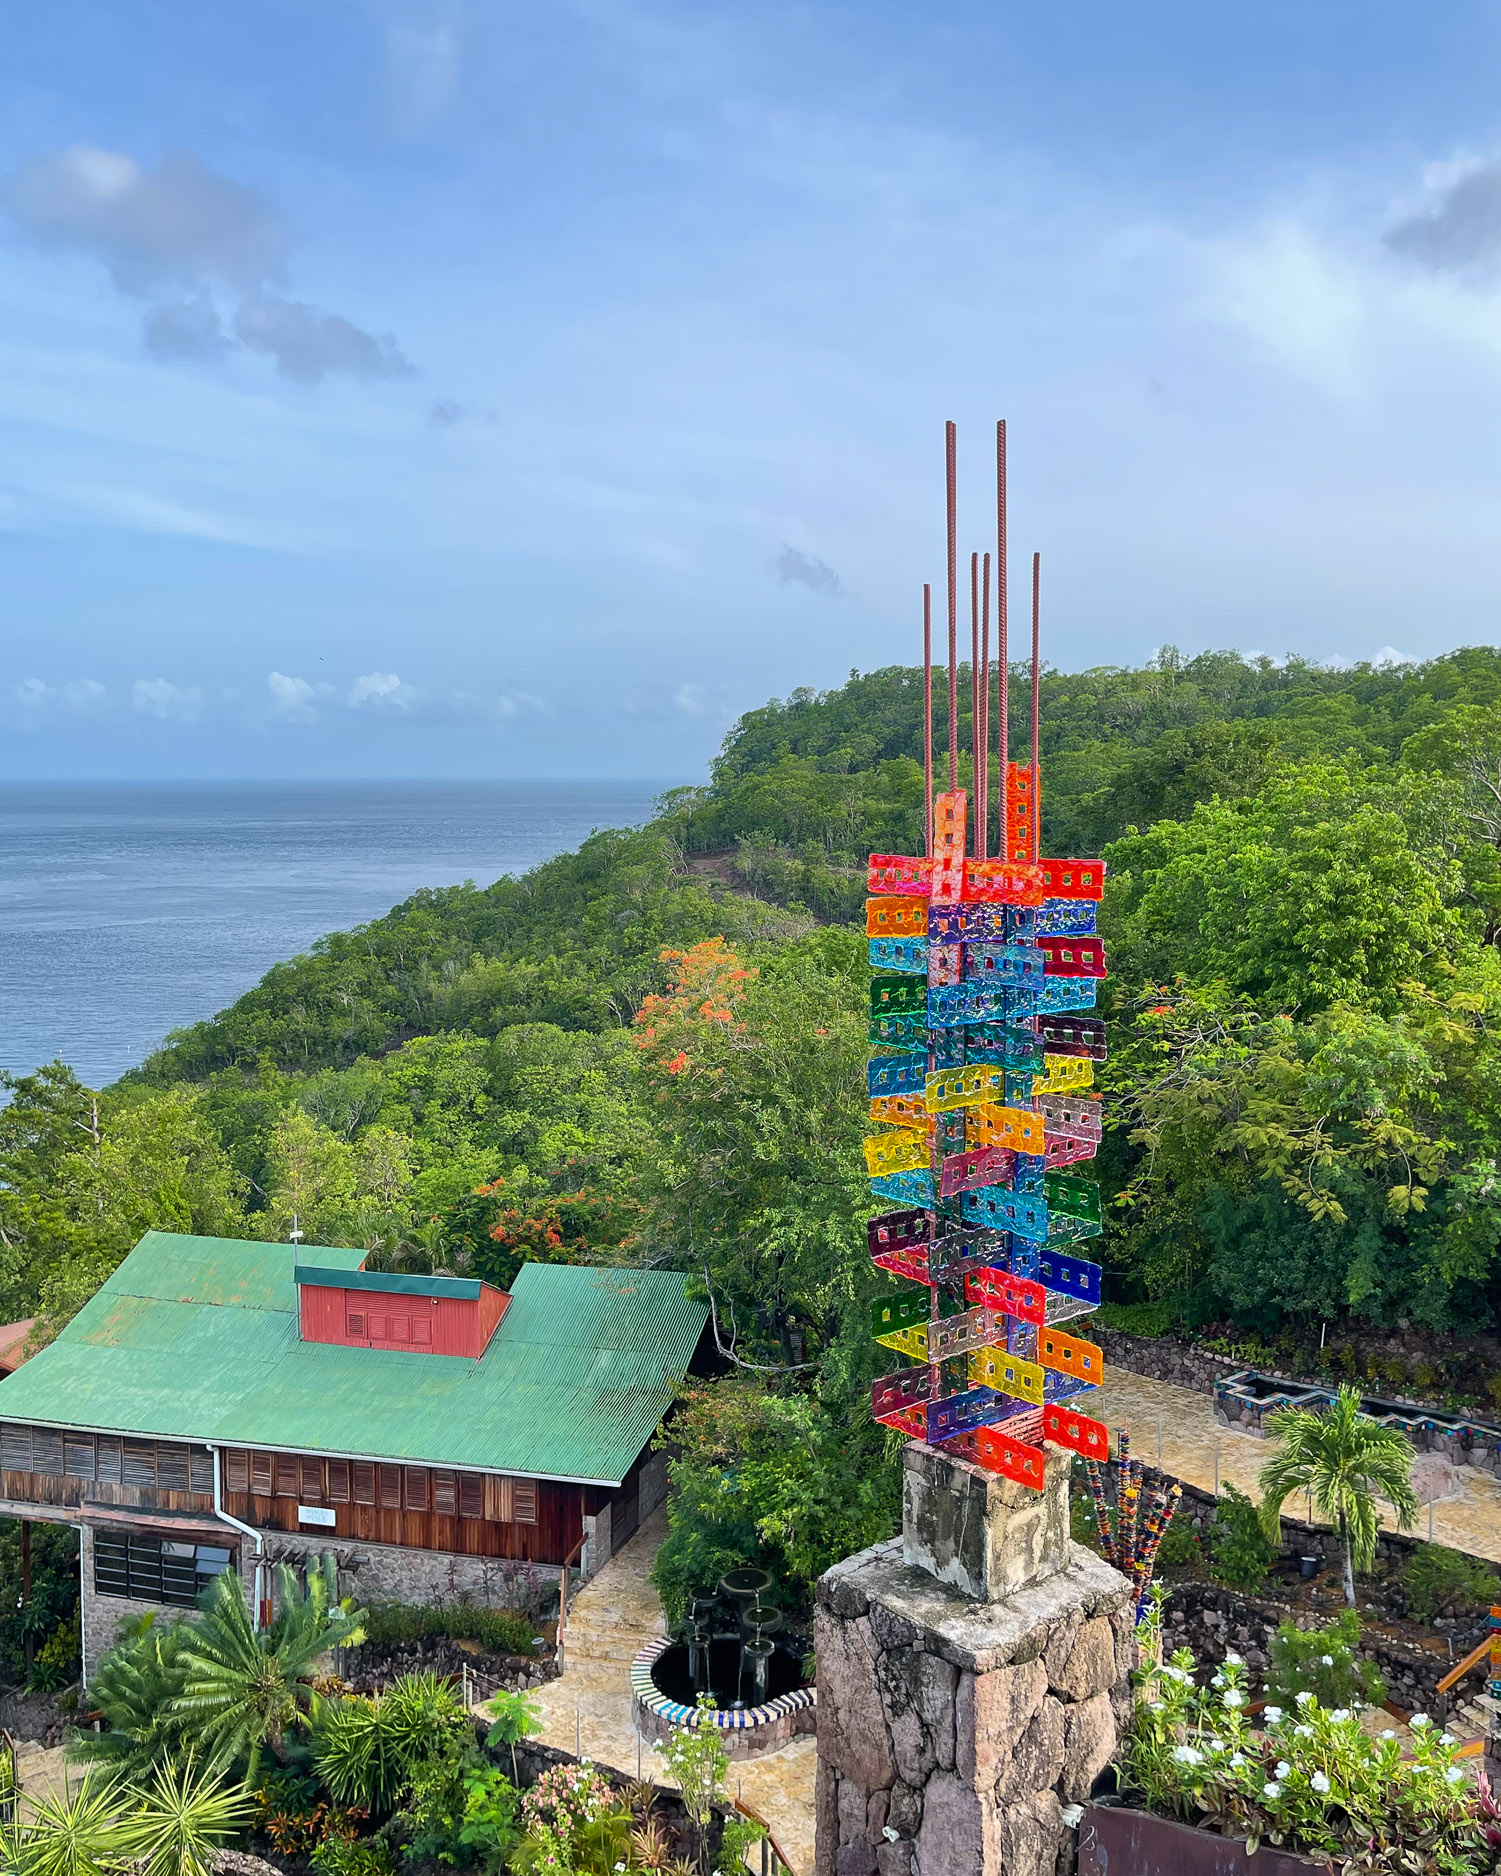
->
[866,419,1110,1495]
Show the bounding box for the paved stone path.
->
[525,1508,817,1875]
[1095,1368,1501,1563]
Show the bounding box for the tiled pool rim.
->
[629,1635,817,1759]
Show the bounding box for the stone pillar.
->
[814,1443,1134,1876]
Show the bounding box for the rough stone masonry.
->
[814,1442,1134,1876]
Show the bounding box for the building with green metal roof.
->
[0,1232,710,1677]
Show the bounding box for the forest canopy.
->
[9,643,1501,1384]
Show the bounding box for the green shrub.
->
[359,1602,538,1658]
[1207,1485,1273,1593]
[312,1840,396,1876]
[27,1613,81,1693]
[1400,1545,1501,1623]
[1265,1610,1385,1712]
[1154,1515,1201,1570]
[313,1672,471,1817]
[1092,1299,1182,1339]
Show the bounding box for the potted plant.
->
[1077,1643,1498,1876]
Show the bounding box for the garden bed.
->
[339,1634,552,1697]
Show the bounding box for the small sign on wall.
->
[298,1505,336,1527]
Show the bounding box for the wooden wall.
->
[219,1446,595,1566]
[0,1417,607,1568]
[298,1284,509,1357]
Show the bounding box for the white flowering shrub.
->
[1127,1646,1495,1868]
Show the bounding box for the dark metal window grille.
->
[94,1537,235,1608]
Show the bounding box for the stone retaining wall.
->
[1094,1327,1241,1395]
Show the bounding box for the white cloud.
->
[350,670,418,708]
[132,677,202,721]
[2,144,416,387]
[267,671,320,722]
[2,146,283,293]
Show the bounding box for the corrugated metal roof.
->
[0,1234,707,1486]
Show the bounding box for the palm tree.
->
[171,1555,366,1785]
[1259,1383,1420,1606]
[69,1611,195,1776]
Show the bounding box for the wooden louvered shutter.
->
[512,1479,538,1525]
[459,1473,484,1520]
[484,1475,512,1523]
[432,1470,457,1517]
[404,1468,429,1512]
[121,1441,155,1487]
[327,1459,351,1503]
[32,1431,63,1477]
[1,1425,32,1473]
[300,1456,324,1500]
[224,1449,249,1493]
[378,1465,402,1510]
[189,1450,213,1495]
[95,1436,121,1484]
[64,1433,95,1479]
[352,1461,376,1505]
[274,1455,299,1498]
[251,1450,273,1495]
[156,1446,190,1492]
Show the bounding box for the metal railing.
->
[555,1528,587,1674]
[732,1798,796,1876]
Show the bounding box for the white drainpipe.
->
[207,1443,265,1626]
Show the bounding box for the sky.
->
[4,2,1501,779]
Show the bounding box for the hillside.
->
[8,642,1501,1382]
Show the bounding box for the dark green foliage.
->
[358,1601,539,1657]
[1207,1485,1274,1592]
[1153,1515,1201,1570]
[649,1379,900,1626]
[0,1518,78,1685]
[1399,1544,1501,1623]
[1265,1609,1387,1711]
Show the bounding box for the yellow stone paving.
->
[523,1508,816,1875]
[1095,1368,1501,1563]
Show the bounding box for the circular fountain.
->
[631,1569,816,1758]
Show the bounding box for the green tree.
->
[1258,1384,1421,1606]
[172,1557,365,1784]
[633,931,874,1378]
[261,1108,358,1245]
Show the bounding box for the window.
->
[94,1536,234,1608]
[251,1451,273,1495]
[459,1473,483,1520]
[327,1459,351,1504]
[404,1467,429,1512]
[432,1470,457,1517]
[347,1310,366,1338]
[224,1449,249,1493]
[300,1456,324,1500]
[412,1317,432,1347]
[389,1316,409,1344]
[378,1465,402,1510]
[274,1455,299,1498]
[370,1314,387,1341]
[353,1461,376,1506]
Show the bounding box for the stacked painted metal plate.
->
[865,773,1111,1490]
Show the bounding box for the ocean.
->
[0,780,673,1088]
